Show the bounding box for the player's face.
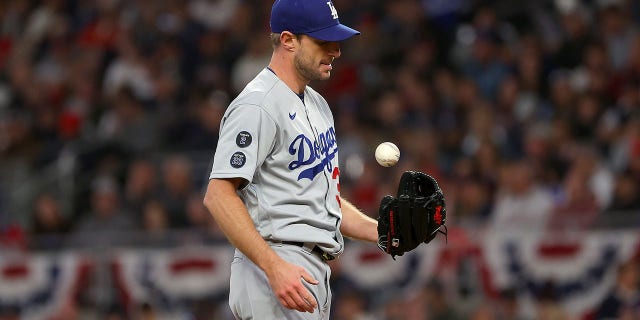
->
[294,35,341,82]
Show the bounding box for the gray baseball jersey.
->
[210,68,344,257]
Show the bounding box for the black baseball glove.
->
[377,171,447,259]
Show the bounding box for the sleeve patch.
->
[236,131,252,148]
[230,152,247,168]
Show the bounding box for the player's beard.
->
[294,52,330,82]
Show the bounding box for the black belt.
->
[280,241,335,261]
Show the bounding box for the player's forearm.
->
[203,179,282,272]
[339,197,378,243]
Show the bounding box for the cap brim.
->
[305,23,360,42]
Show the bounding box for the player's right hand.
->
[265,260,319,313]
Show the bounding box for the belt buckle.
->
[298,242,335,261]
[320,250,335,261]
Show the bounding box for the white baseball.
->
[375,142,400,167]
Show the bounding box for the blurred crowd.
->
[1,0,640,319]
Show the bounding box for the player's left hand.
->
[376,171,447,259]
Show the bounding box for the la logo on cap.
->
[327,1,338,19]
[270,0,360,42]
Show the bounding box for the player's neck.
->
[268,56,308,94]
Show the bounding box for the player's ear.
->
[280,31,299,51]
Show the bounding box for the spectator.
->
[568,93,605,143]
[534,281,569,320]
[598,3,638,72]
[123,157,158,214]
[165,90,227,151]
[547,71,576,120]
[67,176,136,248]
[140,200,171,247]
[490,159,554,232]
[574,146,614,209]
[0,305,20,320]
[608,115,640,175]
[596,259,640,319]
[548,163,600,231]
[347,161,383,218]
[230,37,271,93]
[188,0,240,31]
[469,303,496,320]
[328,258,363,316]
[600,172,640,228]
[96,87,159,154]
[157,154,194,228]
[184,192,213,229]
[380,295,410,320]
[494,288,526,320]
[30,192,69,235]
[461,22,509,101]
[452,179,492,228]
[102,35,154,101]
[132,302,157,320]
[420,278,461,320]
[29,192,69,250]
[553,6,594,69]
[332,288,376,320]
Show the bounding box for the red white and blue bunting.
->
[0,252,89,319]
[483,229,640,318]
[1,230,639,319]
[112,246,234,310]
[339,240,443,291]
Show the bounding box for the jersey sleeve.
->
[209,104,277,183]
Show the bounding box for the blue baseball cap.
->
[270,0,360,42]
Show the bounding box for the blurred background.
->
[0,0,640,319]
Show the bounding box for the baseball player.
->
[202,0,379,319]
